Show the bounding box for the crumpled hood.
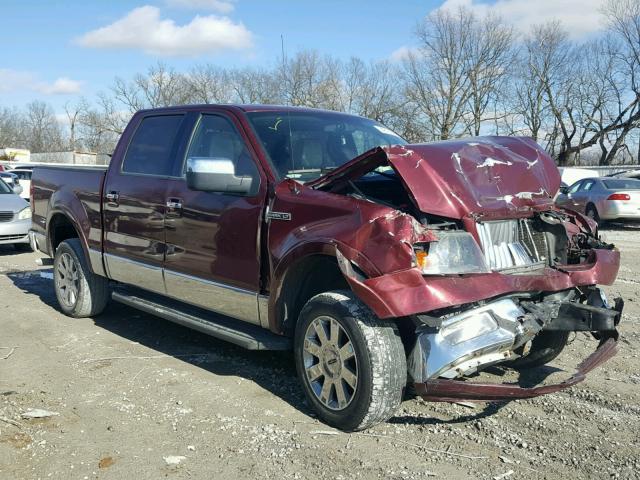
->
[310,136,561,219]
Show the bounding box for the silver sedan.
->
[0,178,32,250]
[556,177,640,223]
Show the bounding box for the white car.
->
[10,169,32,201]
[0,178,32,251]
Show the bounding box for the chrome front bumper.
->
[0,218,30,244]
[408,299,538,381]
[28,229,47,252]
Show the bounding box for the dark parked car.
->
[30,105,622,431]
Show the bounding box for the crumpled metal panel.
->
[385,138,561,219]
[309,137,561,220]
[341,248,620,319]
[414,338,618,402]
[407,298,530,381]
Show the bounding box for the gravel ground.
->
[1,226,639,480]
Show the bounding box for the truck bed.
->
[30,164,108,257]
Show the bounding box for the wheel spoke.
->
[329,318,340,345]
[339,341,355,361]
[313,320,329,345]
[342,367,357,389]
[319,378,333,403]
[334,379,348,408]
[306,363,323,382]
[304,339,322,358]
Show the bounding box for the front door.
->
[103,113,187,294]
[163,112,267,325]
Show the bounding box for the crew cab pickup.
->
[29,105,623,431]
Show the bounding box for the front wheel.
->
[54,238,110,318]
[294,290,406,431]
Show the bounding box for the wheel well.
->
[277,255,349,336]
[586,202,596,212]
[49,214,79,253]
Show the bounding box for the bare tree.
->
[185,64,233,104]
[23,101,64,153]
[0,107,27,148]
[464,15,514,136]
[228,67,282,104]
[279,50,342,109]
[403,8,512,140]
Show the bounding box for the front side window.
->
[185,114,259,180]
[122,115,184,176]
[247,111,406,182]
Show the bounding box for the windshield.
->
[603,179,640,190]
[246,111,406,182]
[0,179,12,194]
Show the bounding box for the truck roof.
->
[136,104,362,117]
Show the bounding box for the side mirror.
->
[559,186,569,195]
[186,157,253,195]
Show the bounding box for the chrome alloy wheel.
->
[302,315,358,411]
[55,252,80,308]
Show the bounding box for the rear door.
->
[163,111,267,325]
[573,179,596,212]
[103,113,188,294]
[557,180,582,210]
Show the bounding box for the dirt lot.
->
[1,228,639,480]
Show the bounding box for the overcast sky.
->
[1,0,608,111]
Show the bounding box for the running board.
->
[111,290,291,351]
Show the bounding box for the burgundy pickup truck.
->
[29,105,623,431]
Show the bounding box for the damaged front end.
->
[304,136,624,402]
[408,288,623,400]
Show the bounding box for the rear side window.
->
[122,115,184,176]
[14,171,31,180]
[580,180,595,191]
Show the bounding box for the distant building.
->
[0,148,30,162]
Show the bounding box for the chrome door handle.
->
[106,191,119,203]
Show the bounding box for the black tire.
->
[294,290,406,431]
[53,238,110,318]
[14,243,32,252]
[586,204,602,225]
[508,331,570,370]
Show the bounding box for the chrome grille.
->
[477,219,548,271]
[0,211,14,222]
[0,234,26,241]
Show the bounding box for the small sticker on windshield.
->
[373,125,396,136]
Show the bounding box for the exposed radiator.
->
[476,219,548,271]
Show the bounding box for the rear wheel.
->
[54,239,109,318]
[586,204,602,225]
[294,290,406,431]
[508,331,570,370]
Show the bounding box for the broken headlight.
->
[413,231,489,275]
